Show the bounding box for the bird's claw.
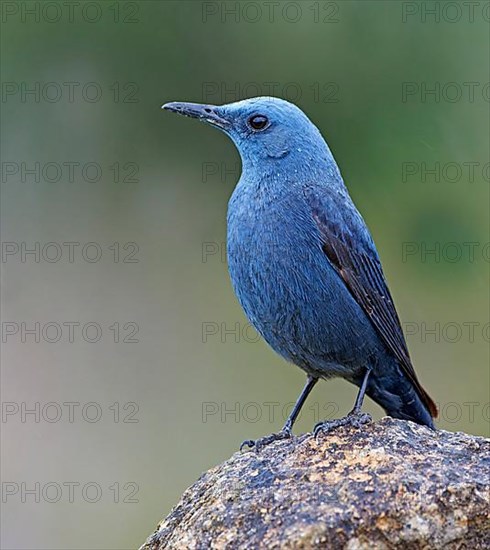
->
[240,428,292,452]
[314,412,372,438]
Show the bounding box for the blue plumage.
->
[163,97,437,447]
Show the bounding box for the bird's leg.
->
[314,367,372,437]
[240,375,318,452]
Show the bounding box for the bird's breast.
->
[226,183,323,332]
[225,180,379,374]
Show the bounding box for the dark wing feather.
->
[307,188,437,418]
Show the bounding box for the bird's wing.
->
[305,186,437,418]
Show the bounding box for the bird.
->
[162,97,437,450]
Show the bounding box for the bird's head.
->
[162,97,339,178]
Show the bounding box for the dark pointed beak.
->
[162,101,230,129]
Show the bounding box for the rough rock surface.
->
[140,418,489,549]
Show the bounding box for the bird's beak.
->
[162,101,230,129]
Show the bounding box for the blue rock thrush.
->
[163,97,437,450]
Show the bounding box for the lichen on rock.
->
[140,418,490,549]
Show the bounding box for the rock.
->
[140,418,490,549]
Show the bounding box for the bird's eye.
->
[248,115,269,131]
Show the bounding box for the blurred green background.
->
[1,1,489,548]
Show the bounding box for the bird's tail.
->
[366,365,436,429]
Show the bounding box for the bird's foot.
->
[313,411,372,438]
[240,428,292,453]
